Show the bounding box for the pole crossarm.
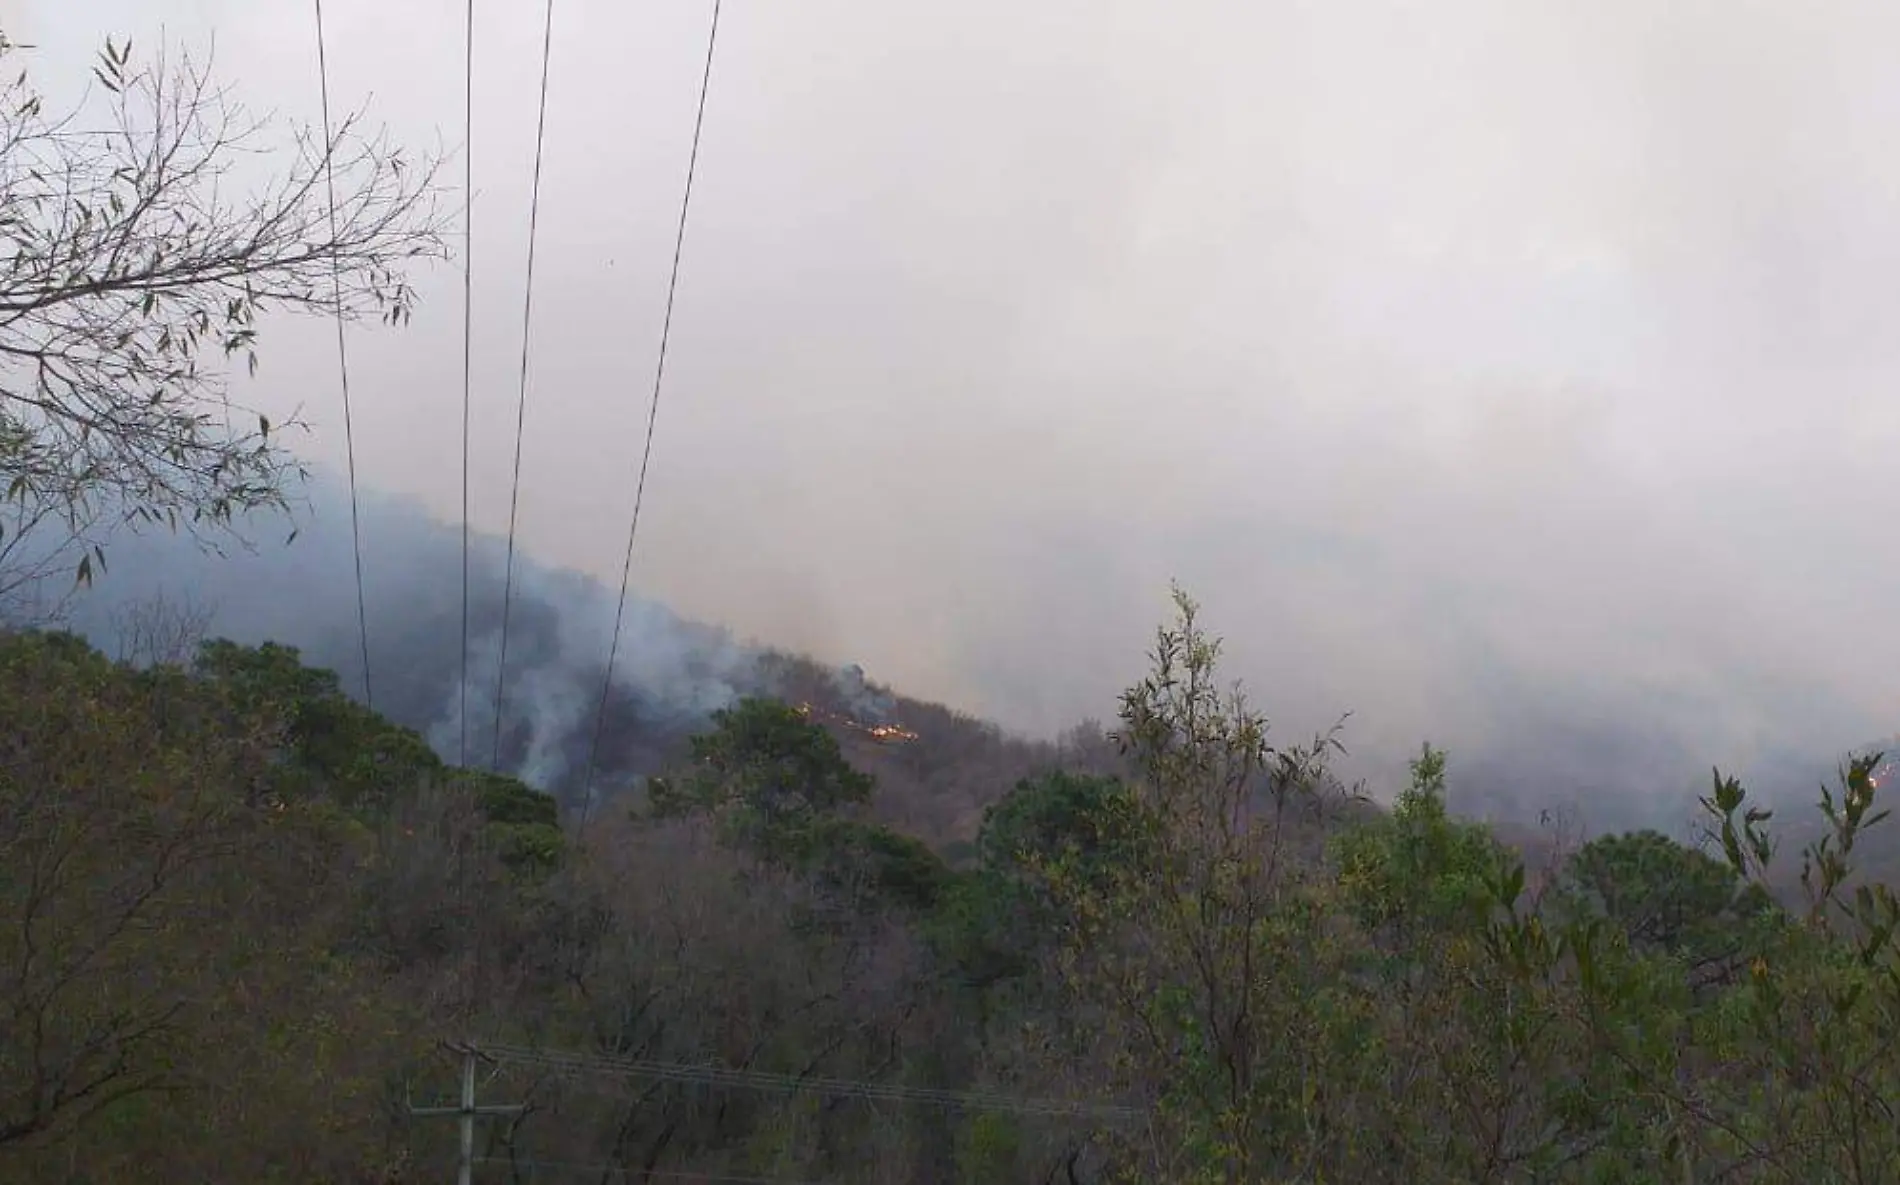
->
[409,1043,528,1185]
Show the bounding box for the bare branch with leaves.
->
[0,31,450,589]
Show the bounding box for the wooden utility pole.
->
[410,1043,525,1185]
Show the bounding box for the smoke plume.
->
[45,472,772,805]
[11,466,1866,834]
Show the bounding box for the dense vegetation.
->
[8,23,1900,1185]
[6,588,1900,1183]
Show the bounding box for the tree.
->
[933,771,1151,990]
[977,770,1147,889]
[1039,585,1358,1181]
[1549,828,1776,986]
[109,586,216,667]
[0,631,244,1147]
[191,637,442,811]
[1329,747,1664,1180]
[1620,758,1900,1181]
[0,630,404,1161]
[1332,743,1509,947]
[647,696,874,863]
[0,30,448,593]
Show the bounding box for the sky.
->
[9,0,1900,800]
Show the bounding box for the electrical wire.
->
[578,0,723,830]
[459,0,476,767]
[311,0,374,710]
[474,1157,820,1185]
[477,1043,1142,1122]
[493,0,558,770]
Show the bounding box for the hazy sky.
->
[13,0,1900,790]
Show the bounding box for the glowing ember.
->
[794,700,918,744]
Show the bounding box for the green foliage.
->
[954,1111,1024,1182]
[0,30,448,593]
[1030,586,1362,1181]
[0,629,435,1174]
[1333,742,1510,940]
[649,696,874,852]
[193,637,445,811]
[15,20,1900,1180]
[926,770,1158,992]
[801,815,952,912]
[22,588,1900,1184]
[466,767,559,829]
[645,696,950,916]
[1550,828,1778,984]
[977,769,1149,889]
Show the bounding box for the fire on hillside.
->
[794,701,920,745]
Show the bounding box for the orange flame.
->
[794,700,918,744]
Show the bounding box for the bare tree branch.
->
[0,31,450,590]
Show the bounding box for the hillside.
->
[12,587,1900,1182]
[52,492,1892,903]
[12,11,1900,1180]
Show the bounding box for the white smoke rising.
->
[832,662,896,724]
[443,557,767,790]
[50,472,771,796]
[21,466,1870,831]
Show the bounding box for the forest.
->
[6,17,1900,1185]
[6,587,1900,1183]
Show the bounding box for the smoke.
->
[430,550,767,793]
[47,471,770,804]
[12,0,1895,838]
[10,463,1865,834]
[832,662,896,724]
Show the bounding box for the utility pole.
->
[410,1042,525,1185]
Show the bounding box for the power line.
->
[477,1043,1142,1122]
[579,0,724,830]
[474,1156,819,1184]
[493,0,558,770]
[311,0,374,711]
[459,0,476,768]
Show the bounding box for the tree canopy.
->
[9,596,1900,1181]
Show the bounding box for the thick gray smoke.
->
[9,467,1866,835]
[15,0,1896,838]
[46,472,772,802]
[834,662,897,724]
